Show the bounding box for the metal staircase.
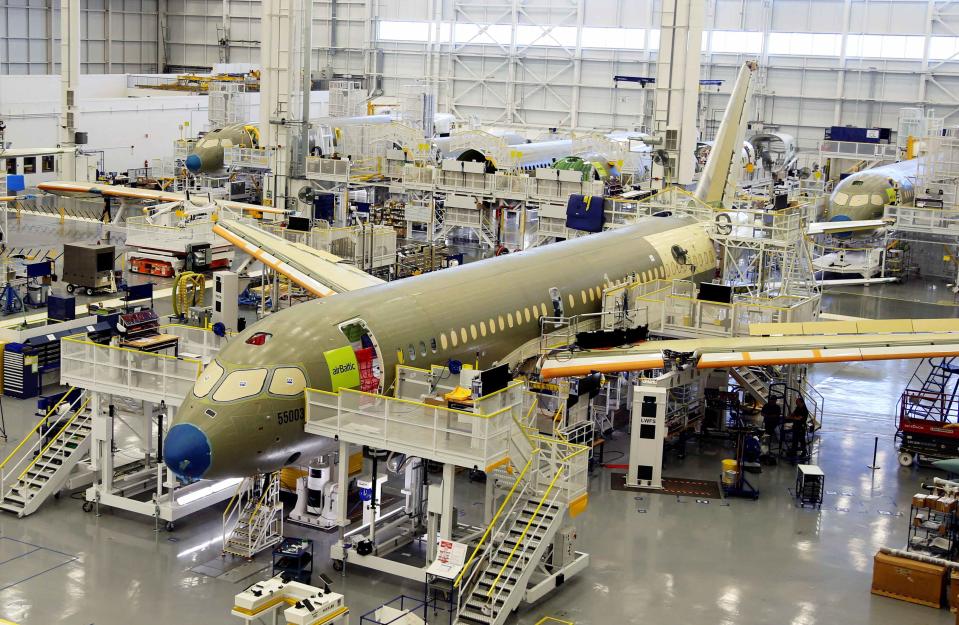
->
[0,390,91,517]
[457,499,563,625]
[902,357,959,420]
[452,424,589,625]
[222,472,284,559]
[730,366,775,405]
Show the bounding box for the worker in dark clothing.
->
[761,397,782,437]
[789,396,810,461]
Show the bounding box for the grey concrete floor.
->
[0,357,953,625]
[0,217,956,623]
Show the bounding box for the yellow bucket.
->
[721,459,739,485]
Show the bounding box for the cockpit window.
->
[193,360,224,398]
[851,180,864,186]
[246,332,272,346]
[850,194,869,207]
[212,368,268,402]
[833,192,849,205]
[269,367,307,396]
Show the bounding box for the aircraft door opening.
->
[338,319,384,394]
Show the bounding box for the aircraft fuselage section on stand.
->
[164,216,716,479]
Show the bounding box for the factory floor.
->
[0,216,957,623]
[0,357,952,625]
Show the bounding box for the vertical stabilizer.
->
[694,61,758,206]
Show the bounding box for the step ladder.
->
[222,472,284,559]
[903,357,959,420]
[456,500,564,625]
[453,436,587,625]
[730,366,774,405]
[0,391,92,517]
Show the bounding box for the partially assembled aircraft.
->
[185,123,260,173]
[813,158,920,237]
[159,61,758,480]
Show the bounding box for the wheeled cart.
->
[62,243,117,296]
[795,464,824,508]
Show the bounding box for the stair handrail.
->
[17,397,92,482]
[0,387,80,472]
[453,453,537,590]
[222,477,251,551]
[19,406,93,506]
[249,473,281,555]
[4,396,91,504]
[246,473,276,529]
[485,457,567,601]
[490,482,562,612]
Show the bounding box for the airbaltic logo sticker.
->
[325,346,361,390]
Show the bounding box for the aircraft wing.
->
[807,219,889,235]
[36,181,288,215]
[213,218,384,297]
[539,318,959,379]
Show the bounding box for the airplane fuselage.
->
[163,215,717,480]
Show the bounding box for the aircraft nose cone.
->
[164,423,212,479]
[185,154,202,173]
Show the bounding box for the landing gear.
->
[331,559,343,572]
[82,501,94,512]
[65,284,75,294]
[899,451,915,467]
[165,521,175,532]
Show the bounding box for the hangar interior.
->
[3,1,959,624]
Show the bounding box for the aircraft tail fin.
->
[694,61,758,207]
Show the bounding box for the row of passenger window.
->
[399,257,708,364]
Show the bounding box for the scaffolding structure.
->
[208,82,249,130]
[634,187,820,302]
[397,82,435,137]
[329,80,366,118]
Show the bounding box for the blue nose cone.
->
[828,213,852,238]
[164,423,212,480]
[185,154,202,173]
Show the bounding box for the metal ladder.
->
[456,499,563,625]
[453,451,569,625]
[730,366,775,405]
[222,472,284,559]
[0,391,91,517]
[904,357,959,420]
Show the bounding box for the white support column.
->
[59,0,81,179]
[652,0,704,186]
[440,463,455,539]
[260,0,291,208]
[626,386,667,489]
[336,440,349,533]
[259,0,311,209]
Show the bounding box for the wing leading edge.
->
[36,181,288,215]
[540,320,959,379]
[213,218,384,297]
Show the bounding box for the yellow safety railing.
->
[0,388,79,471]
[16,396,91,481]
[535,618,574,625]
[485,458,567,599]
[307,385,522,420]
[247,474,275,527]
[453,453,538,589]
[222,477,249,524]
